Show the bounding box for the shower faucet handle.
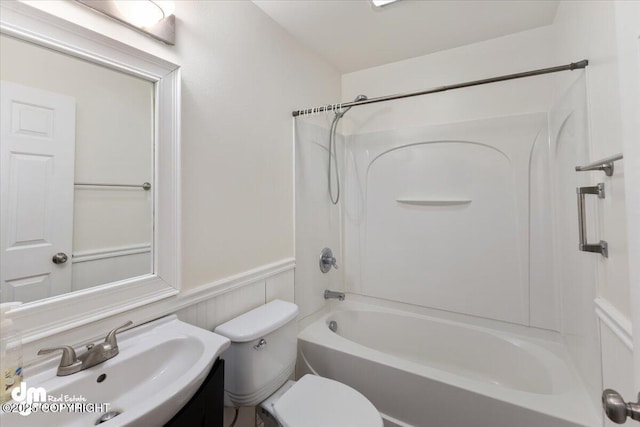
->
[320,248,338,273]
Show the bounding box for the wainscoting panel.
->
[176,281,265,332]
[175,269,296,335]
[266,269,295,303]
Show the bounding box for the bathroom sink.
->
[0,315,230,426]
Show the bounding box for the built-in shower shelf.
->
[396,199,472,206]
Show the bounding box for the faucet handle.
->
[38,346,83,376]
[38,346,78,367]
[320,248,339,273]
[104,320,133,348]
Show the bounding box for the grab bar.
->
[575,153,623,176]
[576,183,608,257]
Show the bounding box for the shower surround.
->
[294,69,600,425]
[342,112,553,327]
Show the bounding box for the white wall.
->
[342,25,556,133]
[22,0,342,292]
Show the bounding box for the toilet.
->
[214,299,383,427]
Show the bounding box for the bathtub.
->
[297,297,599,427]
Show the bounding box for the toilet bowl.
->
[214,300,383,427]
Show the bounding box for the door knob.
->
[52,252,68,264]
[602,389,640,424]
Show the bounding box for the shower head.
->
[335,94,367,118]
[328,94,367,205]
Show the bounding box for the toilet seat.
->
[273,375,383,427]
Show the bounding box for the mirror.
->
[1,34,154,303]
[0,1,179,341]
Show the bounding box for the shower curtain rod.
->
[292,59,589,117]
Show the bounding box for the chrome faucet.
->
[38,321,133,376]
[324,290,345,301]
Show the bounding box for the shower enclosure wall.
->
[342,112,551,327]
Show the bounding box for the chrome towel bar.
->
[575,153,623,176]
[576,183,608,257]
[74,182,151,190]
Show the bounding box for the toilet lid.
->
[273,375,383,427]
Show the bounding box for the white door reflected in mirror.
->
[0,82,76,302]
[0,34,154,304]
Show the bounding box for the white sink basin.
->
[0,315,230,426]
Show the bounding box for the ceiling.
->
[253,0,560,73]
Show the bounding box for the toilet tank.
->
[214,300,299,407]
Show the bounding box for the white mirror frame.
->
[0,1,180,344]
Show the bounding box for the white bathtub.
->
[297,298,600,427]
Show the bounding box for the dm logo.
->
[11,382,46,416]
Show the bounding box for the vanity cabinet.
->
[164,358,224,427]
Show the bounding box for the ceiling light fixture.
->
[75,0,175,45]
[371,0,401,8]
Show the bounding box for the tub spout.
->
[324,290,345,301]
